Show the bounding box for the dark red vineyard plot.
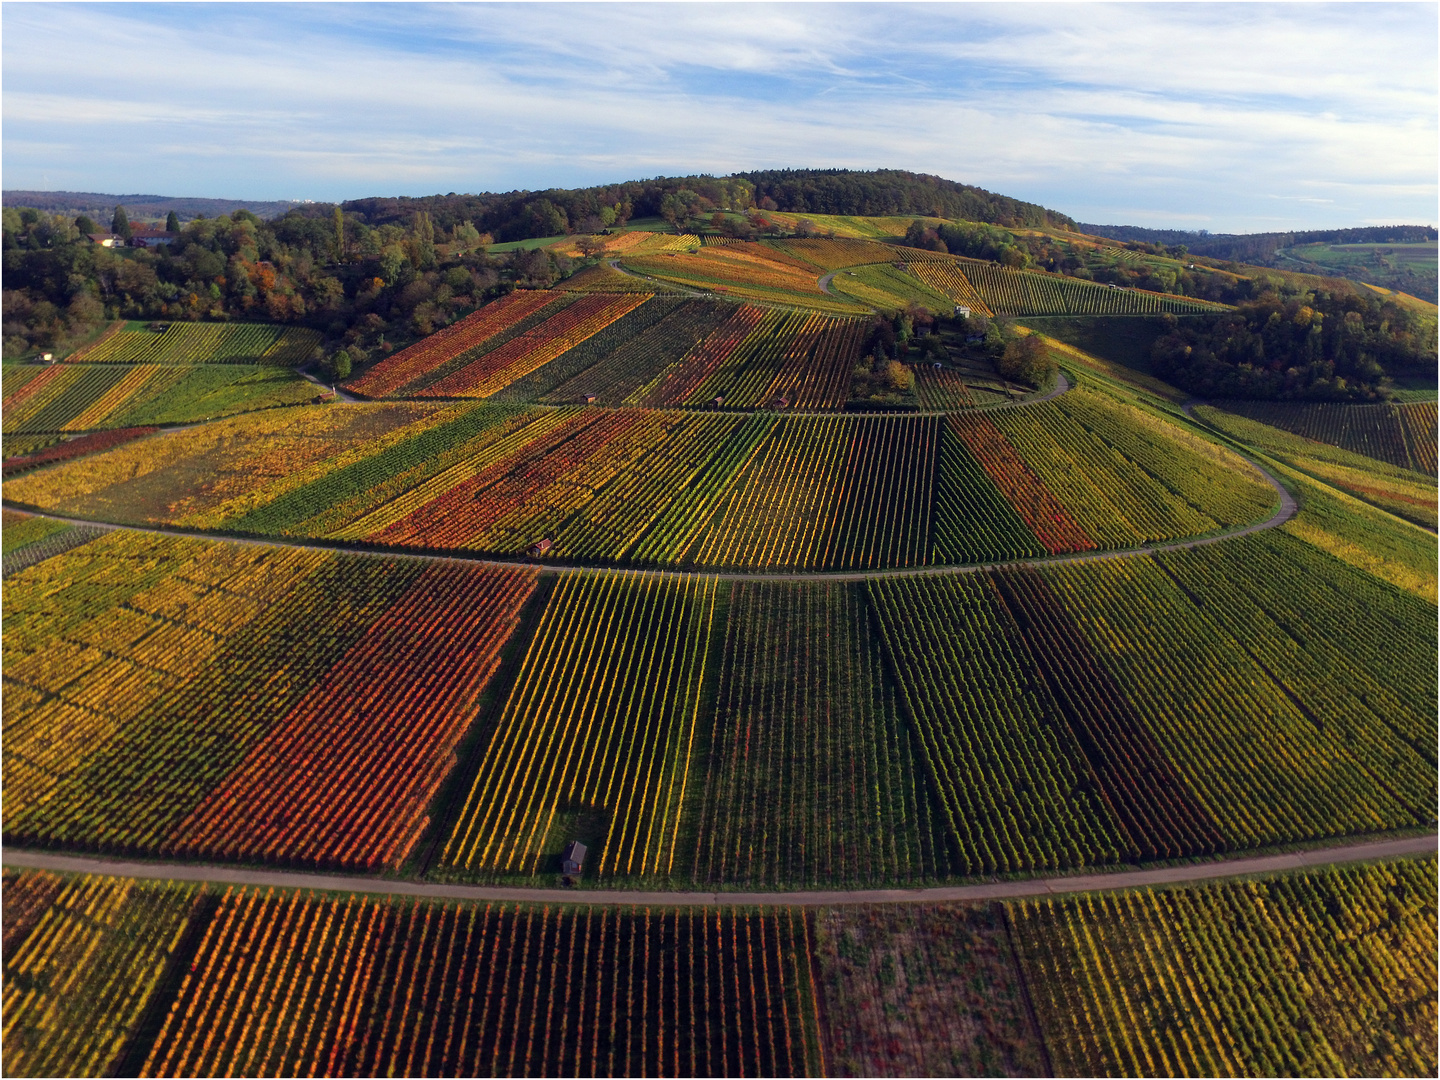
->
[143,890,822,1078]
[990,568,1225,861]
[946,413,1094,555]
[164,563,538,870]
[349,290,560,398]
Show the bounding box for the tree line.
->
[1,203,549,367]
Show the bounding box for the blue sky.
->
[3,2,1436,232]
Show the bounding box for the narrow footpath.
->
[4,833,1432,907]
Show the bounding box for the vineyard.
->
[0,362,316,434]
[962,265,1224,316]
[2,534,535,868]
[910,365,976,409]
[906,261,994,315]
[139,888,819,1078]
[9,525,1419,882]
[441,572,719,881]
[1,426,157,477]
[1012,859,1438,1077]
[67,322,320,364]
[4,381,1280,570]
[828,263,959,314]
[417,294,652,399]
[1192,404,1438,530]
[1,509,108,576]
[345,292,873,410]
[6,857,1430,1078]
[1213,398,1439,475]
[774,238,906,271]
[1041,549,1433,847]
[2,870,202,1078]
[690,581,949,886]
[556,261,676,292]
[619,243,870,314]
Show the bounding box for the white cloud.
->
[2,2,1434,231]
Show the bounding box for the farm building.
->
[129,226,178,248]
[561,841,587,875]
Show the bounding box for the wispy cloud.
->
[2,2,1434,230]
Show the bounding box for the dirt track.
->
[1,421,1293,584]
[4,833,1432,906]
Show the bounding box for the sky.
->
[3,2,1436,232]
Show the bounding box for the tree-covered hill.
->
[740,168,1072,229]
[341,169,1072,240]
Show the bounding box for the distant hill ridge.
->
[7,171,1069,236]
[2,190,307,222]
[1078,223,1436,261]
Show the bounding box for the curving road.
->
[3,833,1432,907]
[6,358,1301,586]
[0,411,1294,584]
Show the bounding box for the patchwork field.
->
[4,517,1430,882]
[4,858,1432,1077]
[3,231,1435,1079]
[2,380,1277,569]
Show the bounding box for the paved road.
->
[1,420,1293,584]
[4,833,1432,907]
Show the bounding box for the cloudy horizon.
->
[3,2,1436,232]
